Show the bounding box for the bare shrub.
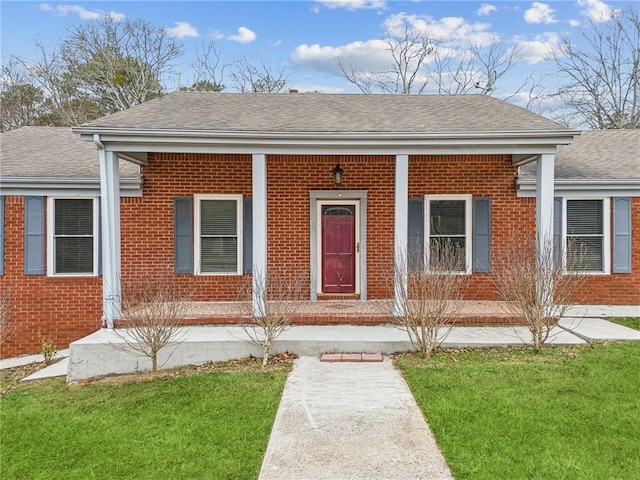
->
[495,238,587,350]
[391,241,468,357]
[41,337,57,364]
[241,269,305,367]
[113,273,191,371]
[0,290,13,346]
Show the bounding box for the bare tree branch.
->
[494,237,586,350]
[229,55,292,93]
[547,6,639,128]
[240,269,305,366]
[389,242,468,357]
[113,272,192,371]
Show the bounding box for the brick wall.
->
[0,196,102,359]
[2,153,638,358]
[410,154,536,300]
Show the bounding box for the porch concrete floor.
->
[65,305,640,382]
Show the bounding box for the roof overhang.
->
[0,176,143,197]
[74,127,579,157]
[517,178,640,198]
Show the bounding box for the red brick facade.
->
[0,196,102,358]
[1,153,638,357]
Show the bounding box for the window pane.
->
[55,199,93,235]
[201,200,237,236]
[429,237,466,271]
[567,200,603,235]
[430,200,465,236]
[567,237,603,272]
[201,237,237,273]
[55,237,93,273]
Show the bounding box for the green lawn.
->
[397,343,640,479]
[610,317,640,330]
[1,367,288,480]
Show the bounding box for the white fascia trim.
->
[76,129,578,155]
[517,179,640,198]
[0,177,143,197]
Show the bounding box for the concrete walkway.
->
[259,357,452,480]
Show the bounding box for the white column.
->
[252,154,267,316]
[536,153,555,255]
[99,147,122,329]
[393,154,409,316]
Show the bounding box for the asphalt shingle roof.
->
[78,92,570,133]
[0,126,139,178]
[521,129,640,180]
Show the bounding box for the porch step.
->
[320,352,383,362]
[115,300,524,328]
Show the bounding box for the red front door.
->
[322,205,356,293]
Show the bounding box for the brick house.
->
[1,93,638,358]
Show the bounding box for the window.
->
[195,195,243,274]
[564,198,610,273]
[425,195,472,273]
[47,198,98,276]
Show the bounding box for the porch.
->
[65,301,639,382]
[115,299,522,327]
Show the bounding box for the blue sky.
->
[1,0,635,104]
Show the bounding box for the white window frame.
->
[424,194,472,274]
[562,197,610,275]
[194,194,243,275]
[47,196,99,277]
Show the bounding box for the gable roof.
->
[77,92,570,134]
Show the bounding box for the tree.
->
[390,242,468,357]
[113,272,191,372]
[0,66,47,132]
[339,26,440,94]
[229,55,291,93]
[4,41,104,127]
[185,39,227,92]
[60,17,182,114]
[241,269,304,367]
[338,26,522,95]
[494,238,586,350]
[548,6,640,129]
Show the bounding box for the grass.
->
[397,343,640,480]
[0,357,290,480]
[609,317,640,330]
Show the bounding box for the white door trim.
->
[316,199,360,295]
[309,190,367,301]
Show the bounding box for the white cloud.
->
[209,31,226,41]
[39,3,124,21]
[384,13,496,46]
[477,4,497,16]
[514,32,560,64]
[166,21,199,38]
[227,26,257,44]
[316,0,386,10]
[577,0,614,22]
[292,39,390,75]
[568,19,581,27]
[524,2,557,24]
